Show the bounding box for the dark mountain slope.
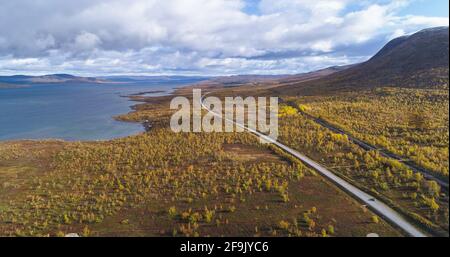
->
[273,26,449,96]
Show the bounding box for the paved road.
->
[297,110,449,191]
[201,93,427,237]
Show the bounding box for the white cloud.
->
[388,29,406,40]
[399,15,449,27]
[0,0,448,75]
[74,32,101,51]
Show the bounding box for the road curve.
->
[201,93,427,237]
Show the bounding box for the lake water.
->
[0,78,205,141]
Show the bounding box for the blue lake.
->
[0,78,205,141]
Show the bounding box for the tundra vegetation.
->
[277,86,449,234]
[0,93,400,237]
[190,79,449,236]
[297,87,449,178]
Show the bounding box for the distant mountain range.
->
[100,75,209,83]
[0,74,212,86]
[0,74,107,84]
[204,74,293,85]
[273,65,354,84]
[273,26,449,95]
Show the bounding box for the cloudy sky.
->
[0,0,448,76]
